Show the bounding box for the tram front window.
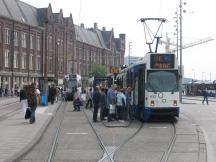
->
[147,70,178,92]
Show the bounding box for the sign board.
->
[111,66,120,74]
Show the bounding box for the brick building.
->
[0,0,125,92]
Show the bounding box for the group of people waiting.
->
[92,85,132,123]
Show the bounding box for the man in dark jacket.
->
[100,87,107,120]
[202,88,209,104]
[25,84,37,124]
[92,86,101,122]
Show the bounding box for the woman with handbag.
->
[20,87,28,115]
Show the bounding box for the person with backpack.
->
[25,83,38,124]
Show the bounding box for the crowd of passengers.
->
[71,85,132,123]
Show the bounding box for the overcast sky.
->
[21,0,216,81]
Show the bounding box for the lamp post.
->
[44,20,48,96]
[55,39,60,85]
[10,21,15,94]
[179,0,186,103]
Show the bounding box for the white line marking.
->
[66,132,88,135]
[149,127,168,129]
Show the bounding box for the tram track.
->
[0,101,21,121]
[159,122,177,162]
[47,101,67,162]
[83,108,143,162]
[17,102,203,162]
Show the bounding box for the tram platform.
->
[0,99,61,162]
[0,97,208,162]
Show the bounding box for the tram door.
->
[138,64,145,119]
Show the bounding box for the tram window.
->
[147,70,178,92]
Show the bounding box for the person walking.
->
[202,88,209,104]
[92,86,101,122]
[73,88,81,111]
[86,88,93,109]
[25,84,38,124]
[20,87,28,114]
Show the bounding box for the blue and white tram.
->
[64,74,82,100]
[117,53,179,121]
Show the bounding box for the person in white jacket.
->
[116,88,126,122]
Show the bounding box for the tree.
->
[90,64,108,77]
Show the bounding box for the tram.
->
[116,52,180,121]
[64,74,82,100]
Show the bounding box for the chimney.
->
[102,27,106,31]
[94,22,98,29]
[80,23,84,28]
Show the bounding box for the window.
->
[21,32,27,48]
[22,53,27,69]
[14,31,18,46]
[0,26,2,43]
[4,49,10,67]
[29,54,33,70]
[14,51,18,68]
[36,56,40,70]
[48,35,52,50]
[4,28,10,44]
[60,59,63,72]
[37,36,40,51]
[147,70,178,92]
[48,57,52,72]
[30,35,34,49]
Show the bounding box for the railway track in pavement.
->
[0,101,21,121]
[17,102,204,162]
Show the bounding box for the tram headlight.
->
[150,100,155,106]
[173,100,177,106]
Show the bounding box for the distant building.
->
[124,56,142,65]
[0,0,125,90]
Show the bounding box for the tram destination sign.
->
[150,54,174,69]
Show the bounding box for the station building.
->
[0,0,125,92]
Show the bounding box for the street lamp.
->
[55,39,60,84]
[179,0,186,103]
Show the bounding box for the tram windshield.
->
[147,70,178,92]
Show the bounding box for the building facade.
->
[0,0,125,92]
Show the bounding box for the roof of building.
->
[75,25,108,49]
[0,0,40,26]
[0,0,123,53]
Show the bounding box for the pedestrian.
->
[86,88,93,109]
[116,88,126,122]
[0,87,2,97]
[202,88,209,104]
[125,86,132,120]
[49,85,56,104]
[20,86,28,114]
[73,88,81,111]
[25,84,38,124]
[107,85,117,122]
[5,87,8,97]
[92,86,101,122]
[100,87,107,120]
[36,87,41,105]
